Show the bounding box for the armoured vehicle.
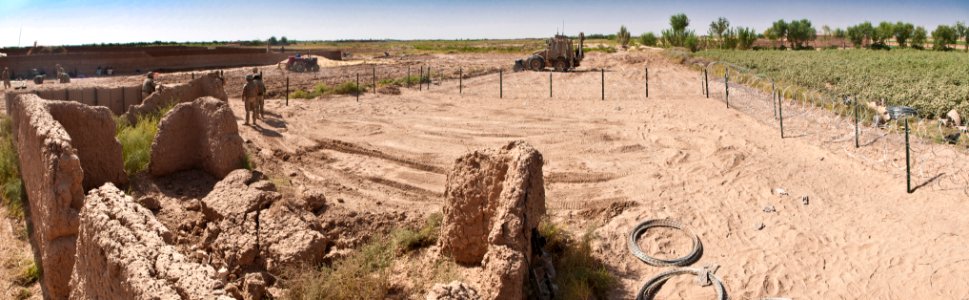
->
[514,32,585,72]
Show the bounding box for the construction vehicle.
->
[514,32,585,72]
[285,55,320,72]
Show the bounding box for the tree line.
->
[612,14,969,52]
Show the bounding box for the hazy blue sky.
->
[1,0,967,47]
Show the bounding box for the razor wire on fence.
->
[702,61,969,196]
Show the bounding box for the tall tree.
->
[911,26,928,49]
[764,28,779,49]
[709,17,730,49]
[873,21,895,47]
[894,22,914,48]
[956,21,968,52]
[737,27,758,50]
[834,28,847,48]
[662,13,696,49]
[932,25,958,50]
[771,20,789,48]
[786,19,816,49]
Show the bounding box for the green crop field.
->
[695,49,969,117]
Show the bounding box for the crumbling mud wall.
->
[438,141,546,299]
[4,93,129,299]
[149,97,243,178]
[47,101,128,190]
[70,184,233,300]
[6,94,87,300]
[125,72,227,123]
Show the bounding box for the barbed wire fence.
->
[702,61,969,196]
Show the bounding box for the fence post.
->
[724,68,730,108]
[372,65,376,94]
[356,73,360,102]
[601,68,605,101]
[459,67,463,94]
[499,69,503,99]
[905,118,912,193]
[285,76,289,106]
[645,66,649,98]
[427,66,431,90]
[854,97,860,148]
[419,66,423,91]
[771,81,776,119]
[779,91,785,138]
[704,68,709,98]
[407,66,411,88]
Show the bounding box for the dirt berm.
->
[149,96,244,178]
[125,72,227,124]
[439,141,546,299]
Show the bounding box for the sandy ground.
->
[222,51,969,299]
[0,208,40,300]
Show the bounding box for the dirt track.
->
[214,50,969,299]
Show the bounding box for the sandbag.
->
[81,87,96,106]
[109,87,125,115]
[68,88,83,103]
[123,86,142,113]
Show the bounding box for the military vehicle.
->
[285,55,320,72]
[514,32,585,72]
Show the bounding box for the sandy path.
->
[228,51,969,299]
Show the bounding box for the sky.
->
[1,0,967,47]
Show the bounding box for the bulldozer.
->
[285,55,321,72]
[514,32,585,72]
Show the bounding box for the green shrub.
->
[13,258,39,286]
[116,104,172,175]
[332,82,365,95]
[289,82,366,99]
[286,236,394,300]
[13,288,31,300]
[241,153,255,170]
[392,212,442,254]
[538,221,617,300]
[0,117,25,219]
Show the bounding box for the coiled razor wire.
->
[628,219,702,267]
[635,266,727,300]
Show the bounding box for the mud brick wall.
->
[70,184,232,300]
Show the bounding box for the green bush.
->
[286,235,394,300]
[392,212,442,254]
[289,82,366,99]
[0,117,25,219]
[13,257,39,286]
[538,221,617,300]
[116,105,172,175]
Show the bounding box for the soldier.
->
[1,67,10,90]
[253,73,266,119]
[142,72,157,98]
[55,64,65,77]
[242,74,261,125]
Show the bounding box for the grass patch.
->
[116,104,173,175]
[289,82,367,99]
[13,288,31,300]
[0,117,25,220]
[285,213,446,299]
[241,152,255,170]
[11,256,39,286]
[391,212,442,254]
[538,221,617,300]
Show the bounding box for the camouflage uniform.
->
[253,73,266,119]
[142,72,156,98]
[1,68,9,90]
[242,74,260,125]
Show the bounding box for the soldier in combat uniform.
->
[242,74,263,125]
[1,67,10,90]
[142,72,157,98]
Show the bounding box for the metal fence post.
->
[704,68,709,98]
[645,66,649,98]
[601,68,605,101]
[779,91,785,138]
[419,66,423,91]
[407,66,411,88]
[356,73,360,102]
[372,65,376,94]
[285,76,289,106]
[549,71,553,98]
[905,118,912,193]
[724,68,730,108]
[854,97,860,148]
[427,66,431,90]
[499,69,503,99]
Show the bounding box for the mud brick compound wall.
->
[0,46,343,78]
[4,93,128,299]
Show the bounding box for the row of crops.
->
[694,49,969,118]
